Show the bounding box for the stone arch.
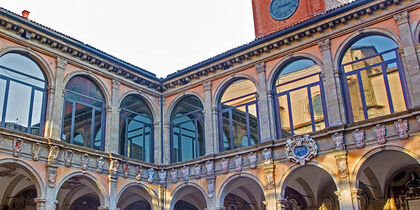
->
[414,20,420,44]
[63,71,111,107]
[0,46,54,86]
[169,182,209,210]
[267,52,324,91]
[119,91,158,122]
[217,172,266,209]
[333,27,403,69]
[55,171,108,208]
[166,91,204,122]
[116,182,158,210]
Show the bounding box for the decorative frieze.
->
[248,152,257,169]
[234,155,242,172]
[262,148,272,164]
[194,164,201,179]
[170,168,177,183]
[182,166,189,181]
[205,161,214,177]
[148,168,155,183]
[31,143,41,161]
[394,119,409,140]
[158,170,167,185]
[81,154,89,172]
[221,158,229,174]
[285,135,318,165]
[12,138,23,158]
[352,129,365,148]
[64,149,73,167]
[373,124,386,144]
[332,133,345,151]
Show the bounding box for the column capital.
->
[34,198,46,208]
[56,57,67,69]
[318,39,331,51]
[394,11,409,26]
[203,81,212,92]
[255,62,266,73]
[112,79,120,89]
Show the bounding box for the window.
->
[170,95,204,163]
[340,35,408,123]
[119,94,153,162]
[62,76,105,150]
[273,58,328,138]
[218,79,259,152]
[0,53,47,135]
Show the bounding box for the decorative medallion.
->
[81,154,89,172]
[194,164,201,179]
[123,162,129,178]
[148,168,155,183]
[352,129,365,148]
[248,152,257,169]
[47,146,60,166]
[96,157,105,173]
[332,133,345,151]
[159,170,167,185]
[285,134,318,165]
[12,138,23,158]
[48,167,57,188]
[136,166,143,182]
[110,159,119,177]
[394,119,409,139]
[234,155,242,172]
[64,149,73,167]
[32,143,41,161]
[373,124,386,144]
[262,148,272,164]
[335,154,349,179]
[264,169,275,190]
[182,166,189,181]
[170,168,177,183]
[205,161,214,177]
[207,179,215,198]
[270,0,299,20]
[221,158,229,174]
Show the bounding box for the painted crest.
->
[12,138,23,158]
[47,145,60,165]
[221,158,229,174]
[234,155,242,172]
[207,179,215,198]
[182,166,189,181]
[248,152,257,169]
[81,154,89,172]
[373,124,386,144]
[110,159,119,176]
[48,167,57,188]
[148,168,155,183]
[285,134,318,165]
[96,157,105,173]
[123,162,129,178]
[332,133,345,151]
[262,148,272,164]
[159,170,167,185]
[194,164,201,179]
[205,161,214,177]
[170,168,177,183]
[136,166,143,182]
[394,119,408,139]
[352,129,365,148]
[64,149,73,167]
[31,143,41,161]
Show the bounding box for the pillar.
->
[163,122,171,164]
[334,151,359,210]
[203,81,215,155]
[34,198,46,210]
[318,39,345,126]
[154,121,162,164]
[394,11,420,107]
[105,79,120,153]
[108,166,118,210]
[211,107,220,152]
[255,62,274,142]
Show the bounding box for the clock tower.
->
[252,0,352,38]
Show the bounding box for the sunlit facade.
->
[0,0,419,209]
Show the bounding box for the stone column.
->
[203,81,215,155]
[211,107,219,152]
[108,160,118,210]
[45,146,59,210]
[318,39,344,126]
[153,121,162,164]
[48,57,67,139]
[334,151,359,210]
[266,90,277,140]
[255,62,273,142]
[34,198,46,210]
[163,122,171,164]
[262,158,277,210]
[394,11,420,107]
[105,79,120,153]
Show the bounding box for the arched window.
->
[62,76,105,150]
[170,95,204,163]
[0,52,47,135]
[119,94,154,162]
[273,58,328,138]
[218,79,259,152]
[340,35,408,123]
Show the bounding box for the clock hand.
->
[277,1,291,8]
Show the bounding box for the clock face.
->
[270,0,299,20]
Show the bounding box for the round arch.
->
[119,91,159,121]
[0,46,54,85]
[54,171,108,208]
[333,27,403,69]
[63,71,111,107]
[267,53,324,90]
[165,91,204,122]
[169,182,209,210]
[216,172,266,208]
[414,20,420,45]
[116,182,158,210]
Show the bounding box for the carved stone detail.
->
[12,139,23,158]
[159,170,167,185]
[48,167,57,188]
[255,62,266,73]
[205,161,214,177]
[285,134,318,165]
[194,164,201,179]
[221,158,229,174]
[64,150,73,167]
[110,159,119,177]
[123,162,129,178]
[148,168,155,183]
[182,166,189,181]
[262,148,272,163]
[335,152,349,179]
[394,11,409,25]
[248,152,257,169]
[318,39,331,51]
[332,133,345,151]
[47,146,59,165]
[57,57,67,69]
[81,154,89,172]
[234,155,242,172]
[96,157,105,173]
[203,81,212,92]
[136,166,142,182]
[207,179,215,198]
[394,119,409,140]
[264,167,275,190]
[32,143,41,161]
[170,168,177,183]
[352,129,365,148]
[373,124,386,144]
